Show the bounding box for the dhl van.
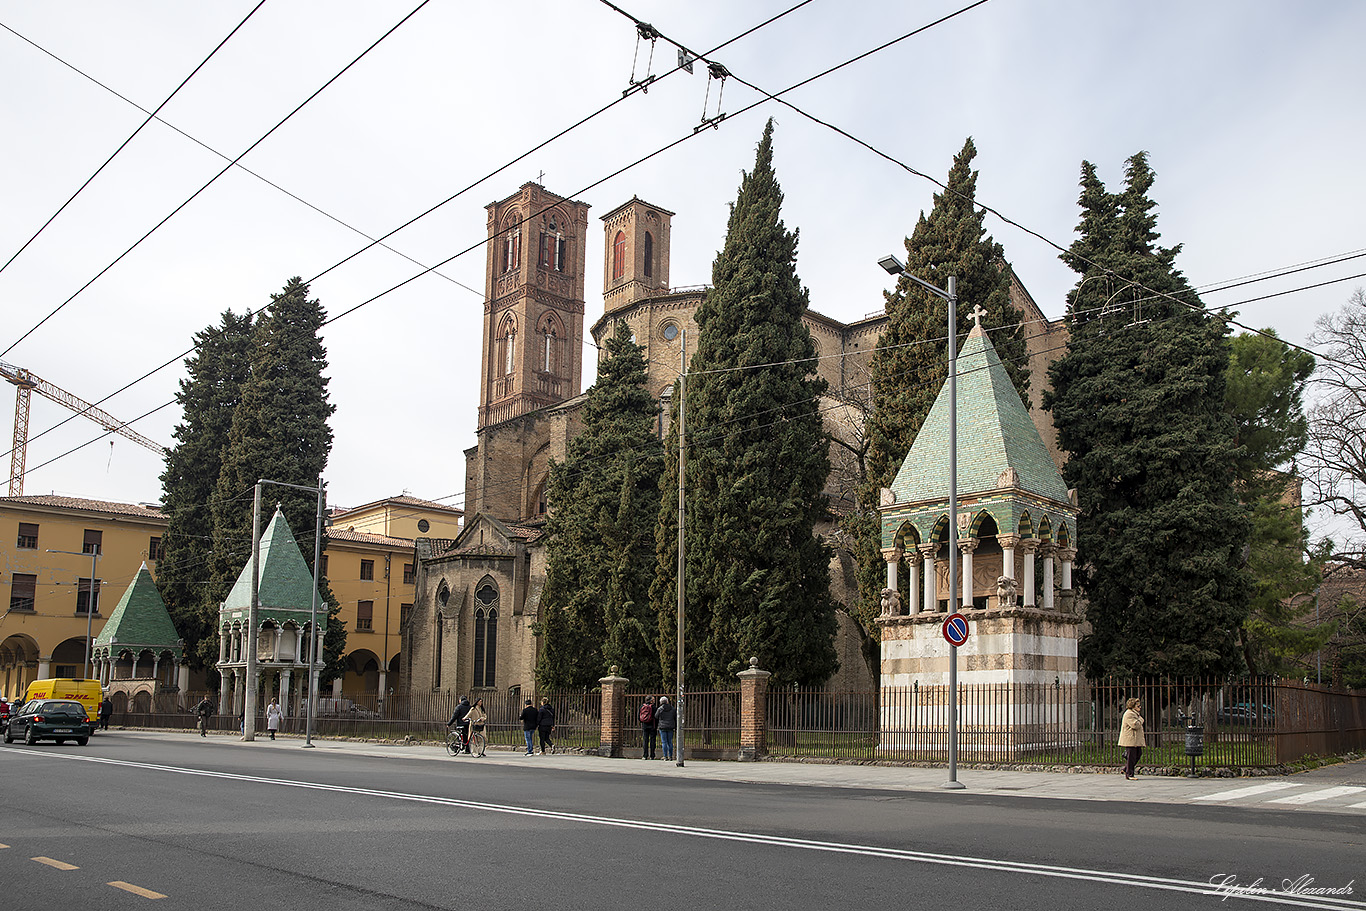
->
[23,678,103,724]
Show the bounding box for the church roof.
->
[94,563,181,655]
[890,320,1070,507]
[221,508,324,620]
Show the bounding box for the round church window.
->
[417,519,430,533]
[662,322,679,341]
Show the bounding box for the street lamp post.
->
[878,254,965,790]
[48,547,100,679]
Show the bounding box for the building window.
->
[357,600,374,631]
[77,578,101,615]
[400,603,412,629]
[320,554,329,576]
[473,581,498,688]
[403,563,415,585]
[360,560,375,581]
[611,231,626,281]
[9,573,36,612]
[497,316,517,377]
[417,519,430,534]
[539,231,565,272]
[503,228,521,272]
[644,231,653,278]
[149,536,162,561]
[17,523,38,549]
[83,529,103,555]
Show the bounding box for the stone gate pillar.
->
[598,666,628,757]
[738,658,772,761]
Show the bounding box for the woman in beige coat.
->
[1118,697,1146,780]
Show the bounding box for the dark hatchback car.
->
[4,699,93,746]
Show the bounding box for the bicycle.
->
[446,724,487,757]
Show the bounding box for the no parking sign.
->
[942,612,970,647]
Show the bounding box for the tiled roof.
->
[222,508,324,620]
[329,527,413,547]
[333,494,463,517]
[0,495,164,519]
[890,323,1070,506]
[95,564,181,654]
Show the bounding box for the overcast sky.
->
[2,0,1363,526]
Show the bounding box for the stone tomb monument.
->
[877,311,1080,758]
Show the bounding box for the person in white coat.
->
[1118,697,1145,780]
[266,698,283,741]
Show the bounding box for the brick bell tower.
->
[479,183,590,429]
[601,196,673,315]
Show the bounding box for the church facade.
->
[401,182,1069,697]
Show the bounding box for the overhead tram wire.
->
[0,1,270,279]
[2,0,818,461]
[1,0,437,360]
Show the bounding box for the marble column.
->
[997,534,1019,580]
[1040,544,1056,611]
[38,656,51,678]
[884,548,899,593]
[279,669,292,722]
[220,627,229,664]
[959,539,977,610]
[1021,539,1039,607]
[906,552,920,615]
[218,670,229,713]
[1057,547,1076,592]
[918,544,937,613]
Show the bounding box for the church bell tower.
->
[479,183,590,429]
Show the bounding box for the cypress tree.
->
[849,138,1028,643]
[536,321,666,690]
[1045,154,1251,678]
[158,310,254,670]
[209,277,345,679]
[654,120,837,687]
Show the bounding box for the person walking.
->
[537,697,556,754]
[99,696,113,731]
[639,695,657,759]
[1118,697,1146,780]
[520,698,539,755]
[655,695,676,761]
[448,695,472,753]
[266,698,283,740]
[194,695,214,737]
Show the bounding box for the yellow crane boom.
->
[2,359,166,496]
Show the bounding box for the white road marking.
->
[1268,787,1366,806]
[1193,782,1302,802]
[26,752,1366,911]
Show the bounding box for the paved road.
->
[1,732,1362,910]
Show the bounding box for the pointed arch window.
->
[503,227,521,273]
[538,314,563,376]
[643,231,654,278]
[497,316,517,377]
[473,581,499,688]
[539,216,566,272]
[612,230,626,281]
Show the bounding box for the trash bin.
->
[1185,724,1204,774]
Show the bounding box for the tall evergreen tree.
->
[158,310,254,671]
[652,120,837,687]
[846,138,1029,652]
[208,277,345,679]
[1045,154,1251,678]
[536,322,666,690]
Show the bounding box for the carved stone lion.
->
[996,575,1018,606]
[879,588,903,616]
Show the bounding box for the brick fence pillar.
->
[737,657,772,761]
[599,666,628,757]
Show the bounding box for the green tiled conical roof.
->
[222,508,324,622]
[94,563,182,655]
[890,322,1069,505]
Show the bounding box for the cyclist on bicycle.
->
[447,695,472,754]
[468,697,487,749]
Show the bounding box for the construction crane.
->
[2,360,167,496]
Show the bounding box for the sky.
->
[2,0,1363,531]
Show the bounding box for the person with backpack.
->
[655,695,677,761]
[639,695,657,760]
[537,697,556,754]
[194,695,214,737]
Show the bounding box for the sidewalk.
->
[117,729,1366,814]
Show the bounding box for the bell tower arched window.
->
[612,230,626,281]
[539,216,566,272]
[643,231,654,278]
[537,313,563,376]
[497,315,516,377]
[473,580,499,688]
[503,226,520,273]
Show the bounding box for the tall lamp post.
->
[48,547,100,679]
[877,254,965,790]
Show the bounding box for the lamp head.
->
[878,254,905,276]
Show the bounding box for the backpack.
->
[639,701,654,723]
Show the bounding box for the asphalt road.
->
[2,732,1362,911]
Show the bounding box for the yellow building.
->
[326,496,462,700]
[1,495,167,699]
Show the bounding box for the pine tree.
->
[1045,154,1251,678]
[208,277,344,679]
[653,120,837,687]
[158,310,254,670]
[536,321,666,690]
[848,138,1028,649]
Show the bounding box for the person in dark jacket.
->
[655,696,677,760]
[537,697,556,754]
[519,699,539,755]
[99,696,113,731]
[639,695,657,759]
[448,696,472,753]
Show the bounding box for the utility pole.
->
[676,329,687,768]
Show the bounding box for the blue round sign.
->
[942,612,970,647]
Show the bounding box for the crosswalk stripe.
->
[1268,786,1366,805]
[1191,782,1300,802]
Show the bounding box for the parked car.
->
[3,699,93,746]
[1216,702,1275,725]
